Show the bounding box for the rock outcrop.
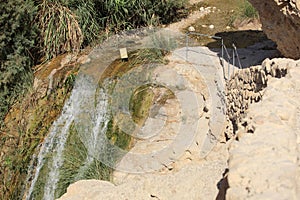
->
[58,47,230,200]
[225,57,289,138]
[226,58,300,199]
[248,0,300,59]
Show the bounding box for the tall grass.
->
[97,0,188,30]
[38,0,83,60]
[37,0,188,59]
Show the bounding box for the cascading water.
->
[25,74,110,200]
[23,28,188,200]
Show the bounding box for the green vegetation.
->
[53,123,113,199]
[0,0,188,125]
[130,85,155,125]
[238,0,258,19]
[1,0,188,198]
[0,56,79,200]
[227,0,258,27]
[102,47,170,80]
[0,0,38,124]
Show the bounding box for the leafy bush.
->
[0,0,38,124]
[97,0,188,30]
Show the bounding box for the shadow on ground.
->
[204,30,282,68]
[206,30,269,48]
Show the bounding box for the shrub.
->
[96,0,188,31]
[239,0,258,19]
[0,0,38,124]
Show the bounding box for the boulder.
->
[248,0,300,59]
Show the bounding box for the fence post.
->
[232,47,235,77]
[221,39,224,67]
[186,32,189,60]
[232,43,243,69]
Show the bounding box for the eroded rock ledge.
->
[248,0,300,59]
[225,58,300,199]
[225,58,290,139]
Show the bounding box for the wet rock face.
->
[248,0,300,59]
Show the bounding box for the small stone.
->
[200,7,205,12]
[262,58,271,74]
[201,24,207,28]
[203,106,209,113]
[188,26,195,32]
[226,26,231,29]
[209,25,214,29]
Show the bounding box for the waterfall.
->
[25,74,110,200]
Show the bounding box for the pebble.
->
[209,25,215,29]
[188,26,195,32]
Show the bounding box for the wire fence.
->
[186,31,243,80]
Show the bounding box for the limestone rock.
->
[188,26,195,32]
[226,58,300,199]
[248,0,300,59]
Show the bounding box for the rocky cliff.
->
[225,58,300,199]
[248,0,300,59]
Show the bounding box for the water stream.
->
[24,28,189,200]
[25,75,110,200]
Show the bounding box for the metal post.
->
[186,32,189,61]
[232,47,235,77]
[227,49,230,80]
[233,43,243,69]
[221,40,226,80]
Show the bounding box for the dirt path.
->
[167,0,207,32]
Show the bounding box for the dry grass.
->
[38,1,83,59]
